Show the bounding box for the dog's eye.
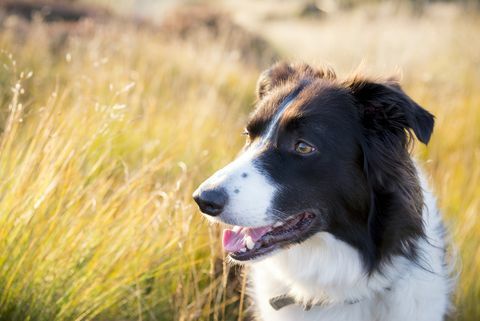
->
[294,141,315,155]
[242,130,252,144]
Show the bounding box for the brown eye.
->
[294,141,315,154]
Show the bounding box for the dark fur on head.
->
[253,62,434,271]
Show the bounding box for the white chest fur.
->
[249,170,452,321]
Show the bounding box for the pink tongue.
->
[222,226,270,252]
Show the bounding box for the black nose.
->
[193,187,228,216]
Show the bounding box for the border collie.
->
[193,62,452,321]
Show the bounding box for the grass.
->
[0,2,478,321]
[0,17,256,321]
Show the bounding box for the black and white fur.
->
[193,63,452,321]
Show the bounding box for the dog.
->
[193,62,452,321]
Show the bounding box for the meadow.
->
[0,1,478,321]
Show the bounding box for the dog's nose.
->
[193,187,228,216]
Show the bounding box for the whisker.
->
[268,208,289,222]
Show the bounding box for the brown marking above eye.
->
[245,117,266,139]
[247,85,302,139]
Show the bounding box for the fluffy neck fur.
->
[249,167,452,321]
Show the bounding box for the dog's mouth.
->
[222,212,316,261]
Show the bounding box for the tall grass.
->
[0,19,255,321]
[0,3,478,321]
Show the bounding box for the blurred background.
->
[0,0,478,320]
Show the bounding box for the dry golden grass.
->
[0,2,478,321]
[0,16,257,320]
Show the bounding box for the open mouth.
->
[222,212,316,261]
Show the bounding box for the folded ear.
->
[256,62,295,100]
[346,78,432,267]
[347,78,434,145]
[256,62,336,100]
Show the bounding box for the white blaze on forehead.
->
[262,95,297,144]
[197,90,302,227]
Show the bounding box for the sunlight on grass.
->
[0,3,478,321]
[0,19,255,321]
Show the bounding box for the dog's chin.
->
[222,212,317,263]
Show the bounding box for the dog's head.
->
[193,62,434,270]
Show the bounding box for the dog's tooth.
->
[240,248,247,253]
[245,236,255,250]
[273,221,283,228]
[232,226,241,233]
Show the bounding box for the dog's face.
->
[193,63,434,267]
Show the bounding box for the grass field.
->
[0,1,478,321]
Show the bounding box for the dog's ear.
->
[256,62,336,100]
[346,78,432,267]
[256,62,297,100]
[347,78,434,145]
